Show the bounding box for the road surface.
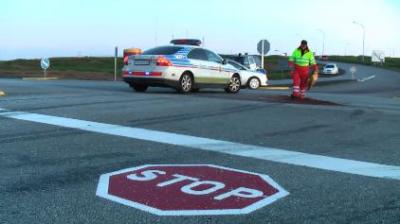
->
[1,63,399,224]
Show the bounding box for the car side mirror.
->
[222,59,227,65]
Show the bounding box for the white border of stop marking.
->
[96,164,289,216]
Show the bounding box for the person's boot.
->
[291,93,300,100]
[299,90,306,100]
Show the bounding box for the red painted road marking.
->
[96,164,288,216]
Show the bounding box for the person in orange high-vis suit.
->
[288,40,319,99]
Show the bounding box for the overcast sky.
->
[1,0,399,60]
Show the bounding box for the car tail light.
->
[156,56,172,66]
[124,56,129,65]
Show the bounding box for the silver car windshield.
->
[228,61,247,70]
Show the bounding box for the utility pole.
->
[317,29,326,57]
[353,21,366,63]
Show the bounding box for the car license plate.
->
[134,60,150,65]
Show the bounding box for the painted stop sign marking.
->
[96,164,288,216]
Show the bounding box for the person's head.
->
[300,40,308,50]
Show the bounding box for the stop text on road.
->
[96,164,289,216]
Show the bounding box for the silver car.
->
[227,60,268,89]
[122,39,241,93]
[322,63,339,75]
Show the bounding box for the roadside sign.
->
[40,58,50,70]
[371,50,385,64]
[258,39,270,69]
[40,58,50,78]
[257,39,270,55]
[350,66,357,74]
[96,164,288,216]
[350,66,357,79]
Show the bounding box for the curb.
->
[316,79,357,86]
[22,77,59,81]
[259,86,290,90]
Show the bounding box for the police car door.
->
[204,49,230,85]
[187,49,210,85]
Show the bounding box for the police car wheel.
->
[226,75,241,93]
[248,77,260,89]
[131,83,148,92]
[178,73,193,93]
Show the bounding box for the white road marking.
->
[358,75,376,82]
[1,108,400,181]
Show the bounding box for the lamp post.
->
[317,29,325,57]
[353,21,366,63]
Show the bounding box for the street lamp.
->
[317,29,325,57]
[353,21,366,63]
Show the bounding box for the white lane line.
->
[358,75,376,82]
[1,108,400,181]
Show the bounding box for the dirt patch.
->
[258,95,341,106]
[196,92,341,106]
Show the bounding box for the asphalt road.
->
[1,63,400,224]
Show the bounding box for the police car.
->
[122,39,241,93]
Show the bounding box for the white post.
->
[261,40,265,69]
[114,46,118,81]
[362,28,365,63]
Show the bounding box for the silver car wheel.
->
[249,78,260,89]
[181,74,192,92]
[229,76,240,92]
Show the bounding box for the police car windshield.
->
[325,65,335,68]
[142,46,184,55]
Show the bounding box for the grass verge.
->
[0,57,123,80]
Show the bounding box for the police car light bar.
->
[170,39,202,46]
